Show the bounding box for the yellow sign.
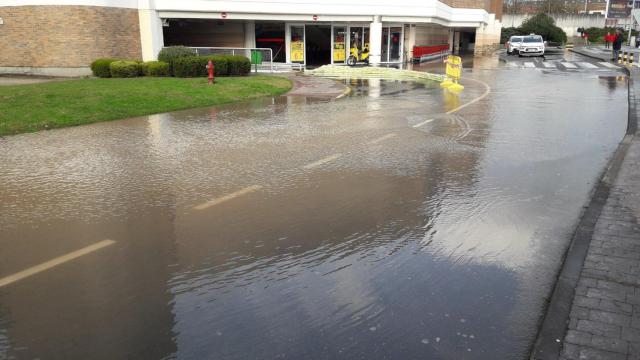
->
[333,42,345,62]
[445,55,462,80]
[291,41,304,63]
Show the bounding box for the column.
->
[244,21,256,48]
[138,8,164,61]
[369,15,383,65]
[405,25,416,61]
[244,21,256,59]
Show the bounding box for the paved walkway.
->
[281,73,349,98]
[560,138,640,360]
[542,45,640,360]
[0,75,63,86]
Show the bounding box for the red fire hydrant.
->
[206,60,215,84]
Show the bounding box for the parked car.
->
[506,36,523,55]
[517,35,545,57]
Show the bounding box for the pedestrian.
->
[612,29,623,62]
[584,33,590,45]
[605,32,612,49]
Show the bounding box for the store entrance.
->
[305,25,331,66]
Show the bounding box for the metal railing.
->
[182,47,277,72]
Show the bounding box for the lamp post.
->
[629,0,636,46]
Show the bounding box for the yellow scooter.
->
[347,44,370,66]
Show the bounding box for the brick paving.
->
[559,137,640,360]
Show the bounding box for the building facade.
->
[0,0,503,76]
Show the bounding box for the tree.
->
[519,13,568,43]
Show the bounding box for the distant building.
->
[1,0,503,76]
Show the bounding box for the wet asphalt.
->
[0,53,629,359]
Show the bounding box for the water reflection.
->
[0,65,628,359]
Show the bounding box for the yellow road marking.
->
[194,185,263,210]
[303,153,342,169]
[0,239,116,288]
[413,119,434,128]
[367,133,397,144]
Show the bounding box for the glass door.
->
[381,27,390,62]
[332,26,347,64]
[290,25,305,63]
[389,27,402,62]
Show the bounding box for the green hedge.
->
[173,55,250,77]
[501,14,567,44]
[110,61,142,78]
[91,58,119,78]
[227,55,251,75]
[582,27,638,43]
[157,46,196,75]
[141,61,169,76]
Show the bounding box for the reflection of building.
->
[0,0,503,76]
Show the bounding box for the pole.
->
[629,0,636,46]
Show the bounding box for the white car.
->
[506,36,523,55]
[517,35,545,57]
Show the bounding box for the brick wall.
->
[0,6,142,68]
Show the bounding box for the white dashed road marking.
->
[0,240,116,288]
[524,62,536,68]
[561,62,577,69]
[543,62,556,68]
[368,133,397,145]
[598,61,619,69]
[194,185,263,210]
[303,154,343,169]
[413,119,434,128]
[577,62,598,69]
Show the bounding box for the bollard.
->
[206,60,215,84]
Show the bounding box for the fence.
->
[185,47,306,72]
[189,47,274,73]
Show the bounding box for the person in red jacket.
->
[604,32,612,49]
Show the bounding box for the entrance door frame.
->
[331,23,348,65]
[382,24,405,63]
[285,22,404,65]
[286,22,306,65]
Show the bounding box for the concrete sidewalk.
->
[571,45,638,63]
[532,48,640,360]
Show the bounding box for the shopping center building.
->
[0,0,502,76]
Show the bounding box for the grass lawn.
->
[0,75,292,136]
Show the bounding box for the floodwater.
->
[0,55,628,359]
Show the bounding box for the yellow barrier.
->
[440,55,464,92]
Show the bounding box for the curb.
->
[529,65,638,359]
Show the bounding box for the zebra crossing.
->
[507,60,623,72]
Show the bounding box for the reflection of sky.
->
[165,70,627,359]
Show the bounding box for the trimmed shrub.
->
[157,46,196,75]
[141,61,169,76]
[226,55,251,76]
[173,56,230,77]
[91,58,119,78]
[519,13,567,44]
[109,61,141,78]
[501,27,520,44]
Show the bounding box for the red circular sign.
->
[312,15,318,21]
[221,12,227,19]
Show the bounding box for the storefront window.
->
[333,27,346,63]
[291,26,304,63]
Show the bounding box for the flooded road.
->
[0,55,629,359]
